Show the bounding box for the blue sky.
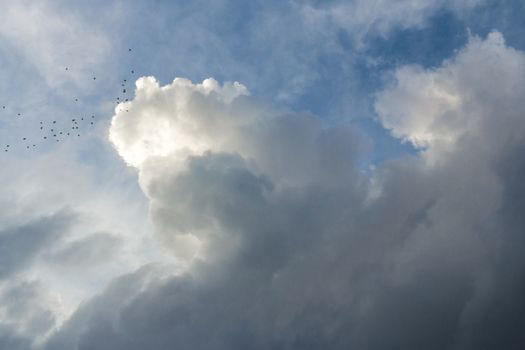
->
[1,1,525,349]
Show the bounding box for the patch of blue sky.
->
[464,0,525,50]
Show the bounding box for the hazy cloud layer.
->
[0,0,110,88]
[300,0,483,46]
[39,32,525,349]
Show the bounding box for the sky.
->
[1,0,525,349]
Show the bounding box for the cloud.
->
[301,0,483,45]
[0,211,74,280]
[375,31,525,163]
[0,0,110,88]
[39,30,525,350]
[0,144,159,347]
[44,232,123,270]
[109,76,361,263]
[0,281,62,348]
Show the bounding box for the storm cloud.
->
[36,32,525,350]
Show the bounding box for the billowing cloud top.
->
[110,77,249,168]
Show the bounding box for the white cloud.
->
[375,31,525,163]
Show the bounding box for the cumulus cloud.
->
[375,31,525,163]
[30,31,525,349]
[109,76,361,263]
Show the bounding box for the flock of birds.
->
[2,49,136,153]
